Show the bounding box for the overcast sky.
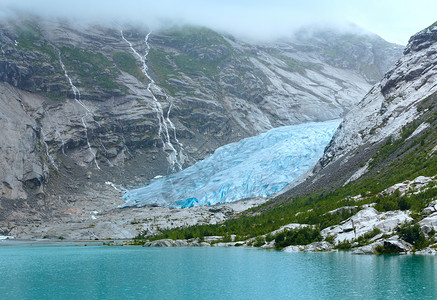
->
[1,0,436,45]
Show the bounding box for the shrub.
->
[397,222,428,250]
[253,236,266,247]
[274,227,322,249]
[375,244,399,254]
[335,239,352,249]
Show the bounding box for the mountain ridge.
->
[0,16,403,223]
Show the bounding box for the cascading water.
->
[57,50,100,170]
[121,30,185,172]
[41,130,59,171]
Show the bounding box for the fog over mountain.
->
[1,0,436,43]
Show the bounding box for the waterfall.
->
[57,50,100,170]
[121,30,184,172]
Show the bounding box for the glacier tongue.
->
[122,119,341,208]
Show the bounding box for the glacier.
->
[121,119,341,208]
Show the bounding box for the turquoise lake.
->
[0,245,436,299]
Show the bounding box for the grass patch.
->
[60,46,122,91]
[112,52,147,82]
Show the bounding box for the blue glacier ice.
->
[121,119,341,208]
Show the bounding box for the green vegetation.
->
[274,227,322,249]
[375,244,399,254]
[173,53,220,78]
[355,227,382,246]
[147,49,180,95]
[60,46,122,91]
[330,228,383,250]
[375,221,433,254]
[168,26,231,50]
[397,221,428,250]
[112,52,146,82]
[168,26,231,78]
[270,53,322,74]
[45,91,67,101]
[146,26,233,95]
[425,21,437,31]
[14,21,58,62]
[374,186,437,212]
[147,48,197,96]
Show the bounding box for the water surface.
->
[0,246,435,299]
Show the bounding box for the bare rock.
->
[352,241,384,254]
[282,241,334,252]
[321,207,412,243]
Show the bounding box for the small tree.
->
[397,222,428,250]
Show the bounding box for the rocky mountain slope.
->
[244,22,437,253]
[0,16,402,223]
[284,22,437,196]
[126,22,437,254]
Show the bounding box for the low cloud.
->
[1,0,436,44]
[0,0,352,41]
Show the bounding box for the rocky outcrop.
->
[281,22,437,199]
[420,211,437,234]
[321,207,412,244]
[282,241,334,252]
[352,236,413,254]
[143,239,210,247]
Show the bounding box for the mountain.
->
[282,22,437,198]
[129,22,437,252]
[0,16,402,223]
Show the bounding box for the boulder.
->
[352,241,384,254]
[383,236,413,253]
[282,241,334,252]
[423,200,437,215]
[419,212,437,234]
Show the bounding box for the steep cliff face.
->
[0,17,402,220]
[285,23,437,197]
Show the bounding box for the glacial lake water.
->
[0,245,436,299]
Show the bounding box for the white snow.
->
[122,119,341,208]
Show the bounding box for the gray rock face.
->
[404,23,437,54]
[322,24,437,167]
[0,17,402,220]
[283,23,437,198]
[0,83,45,200]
